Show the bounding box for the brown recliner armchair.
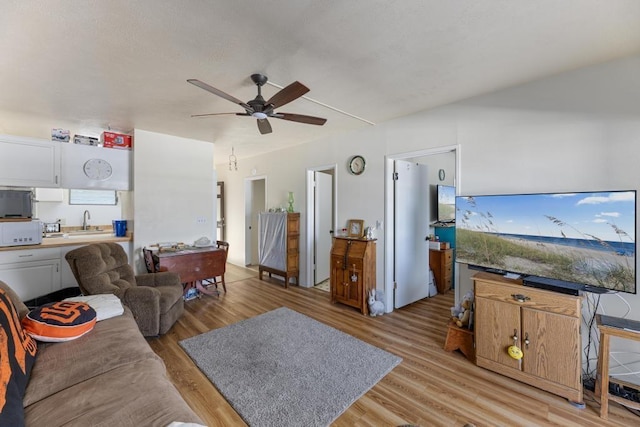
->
[65,242,184,336]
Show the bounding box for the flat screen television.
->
[455,190,636,294]
[437,185,456,223]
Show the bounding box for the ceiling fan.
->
[187,74,327,135]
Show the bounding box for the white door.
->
[394,160,430,308]
[314,171,332,284]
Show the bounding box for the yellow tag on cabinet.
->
[508,345,523,360]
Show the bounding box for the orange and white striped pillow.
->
[22,301,97,342]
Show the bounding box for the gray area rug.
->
[179,307,402,427]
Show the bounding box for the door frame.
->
[244,175,267,266]
[216,181,225,241]
[305,163,338,288]
[383,145,460,312]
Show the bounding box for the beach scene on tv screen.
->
[438,185,456,222]
[456,191,636,293]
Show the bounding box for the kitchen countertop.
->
[0,233,132,251]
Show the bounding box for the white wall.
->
[216,55,640,381]
[133,129,215,272]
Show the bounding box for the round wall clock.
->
[83,158,113,180]
[348,155,366,175]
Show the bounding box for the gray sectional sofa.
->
[1,281,204,426]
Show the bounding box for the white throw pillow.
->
[63,294,124,321]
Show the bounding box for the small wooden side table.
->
[444,321,475,363]
[595,314,640,419]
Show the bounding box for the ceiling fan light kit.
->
[188,74,327,135]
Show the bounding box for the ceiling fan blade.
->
[273,113,327,126]
[187,79,253,112]
[265,81,309,109]
[257,118,272,135]
[191,112,242,118]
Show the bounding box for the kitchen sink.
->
[68,229,106,235]
[65,233,114,239]
[44,229,114,239]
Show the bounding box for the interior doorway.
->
[216,181,225,241]
[305,164,337,288]
[244,176,267,267]
[383,145,459,312]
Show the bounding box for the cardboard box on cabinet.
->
[102,132,132,149]
[429,241,450,250]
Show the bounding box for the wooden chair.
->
[202,240,229,292]
[142,247,167,273]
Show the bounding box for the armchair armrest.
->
[121,286,161,336]
[135,271,181,288]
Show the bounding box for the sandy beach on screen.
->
[498,235,634,292]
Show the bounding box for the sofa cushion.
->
[22,301,97,342]
[63,293,124,321]
[0,280,28,320]
[23,307,159,406]
[24,358,204,426]
[0,288,37,426]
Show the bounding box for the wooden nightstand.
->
[429,248,453,294]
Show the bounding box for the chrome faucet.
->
[82,210,91,230]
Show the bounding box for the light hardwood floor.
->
[148,264,638,426]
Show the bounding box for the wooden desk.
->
[595,314,640,419]
[157,247,225,297]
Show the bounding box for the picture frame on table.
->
[347,219,365,238]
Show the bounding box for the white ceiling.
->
[1,1,639,161]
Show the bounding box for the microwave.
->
[0,190,33,219]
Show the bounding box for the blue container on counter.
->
[113,220,127,237]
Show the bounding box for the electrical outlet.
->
[196,217,207,224]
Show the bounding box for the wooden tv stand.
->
[473,272,583,404]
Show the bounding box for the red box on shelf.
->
[102,132,132,149]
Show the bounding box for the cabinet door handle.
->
[524,333,530,349]
[512,329,518,343]
[18,254,34,258]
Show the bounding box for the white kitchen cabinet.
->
[0,248,61,301]
[59,245,81,289]
[0,134,60,188]
[61,143,131,190]
[35,188,64,202]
